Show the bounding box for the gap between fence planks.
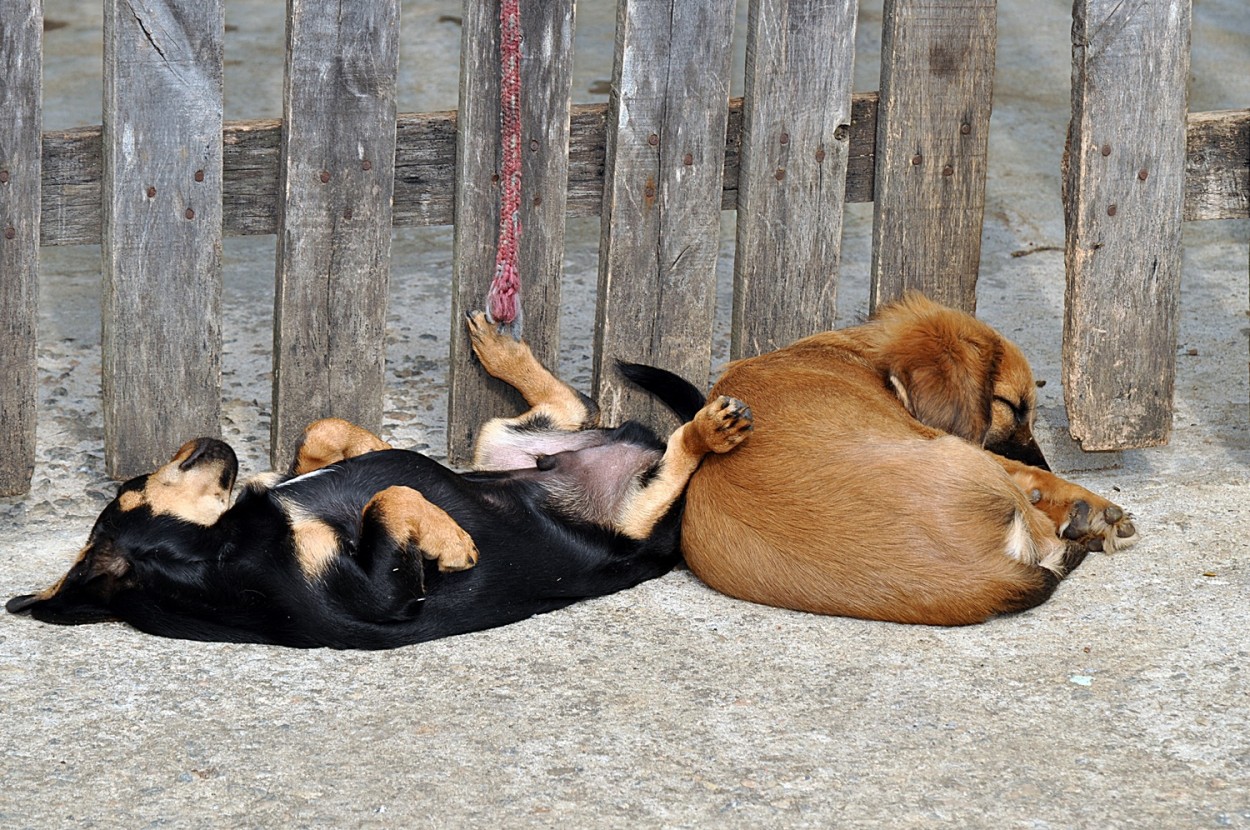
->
[101,0,224,479]
[592,0,736,430]
[732,0,860,360]
[1063,0,1192,451]
[447,0,574,467]
[0,0,41,495]
[870,0,997,314]
[269,0,400,467]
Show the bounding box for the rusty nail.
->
[319,170,331,183]
[185,208,195,220]
[648,133,659,146]
[146,186,157,198]
[683,153,693,166]
[644,183,656,198]
[4,227,14,240]
[833,125,849,141]
[533,195,542,207]
[815,147,826,163]
[344,207,353,220]
[194,170,205,182]
[960,123,971,135]
[911,154,923,166]
[775,168,786,181]
[362,159,373,171]
[529,139,539,152]
[1137,168,1148,181]
[1101,144,1112,157]
[491,173,500,184]
[1107,204,1117,216]
[0,170,10,184]
[779,132,790,145]
[942,165,954,177]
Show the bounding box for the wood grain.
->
[593,0,736,429]
[101,0,224,477]
[270,0,400,465]
[0,0,41,495]
[447,0,575,466]
[1063,0,1191,450]
[870,0,997,313]
[732,0,860,359]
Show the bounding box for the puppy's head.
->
[870,293,1049,470]
[7,438,238,624]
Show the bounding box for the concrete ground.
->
[2,0,1247,827]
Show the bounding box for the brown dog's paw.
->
[695,396,754,454]
[1022,480,1137,553]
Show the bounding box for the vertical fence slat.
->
[1062,0,1191,450]
[869,0,996,313]
[448,0,575,466]
[102,0,224,477]
[732,0,859,359]
[271,0,400,465]
[0,0,41,495]
[594,0,735,427]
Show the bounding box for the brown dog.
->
[677,293,1136,625]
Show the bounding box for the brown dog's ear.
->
[883,328,1001,444]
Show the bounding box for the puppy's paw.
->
[695,396,754,454]
[420,522,480,573]
[466,310,529,379]
[1020,476,1137,553]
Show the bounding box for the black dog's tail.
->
[616,361,707,422]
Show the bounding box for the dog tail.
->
[616,361,707,422]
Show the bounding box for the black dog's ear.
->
[6,543,132,625]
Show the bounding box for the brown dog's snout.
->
[987,431,1050,471]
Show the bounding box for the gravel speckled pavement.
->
[2,1,1247,827]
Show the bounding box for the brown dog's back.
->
[683,334,1070,626]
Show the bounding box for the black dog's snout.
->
[178,438,238,471]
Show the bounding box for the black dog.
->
[6,314,752,648]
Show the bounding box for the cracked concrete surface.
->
[2,0,1247,827]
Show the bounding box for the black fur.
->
[7,427,682,650]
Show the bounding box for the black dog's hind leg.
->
[466,312,602,470]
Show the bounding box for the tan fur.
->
[286,508,343,580]
[682,293,1135,625]
[118,439,233,527]
[364,486,478,573]
[293,418,392,475]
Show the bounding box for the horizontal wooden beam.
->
[39,95,880,246]
[39,102,1246,247]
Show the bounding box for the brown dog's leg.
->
[466,312,598,431]
[291,418,393,476]
[617,396,753,540]
[994,456,1138,552]
[364,486,478,573]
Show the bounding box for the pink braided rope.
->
[487,0,522,327]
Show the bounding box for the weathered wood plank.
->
[1184,109,1249,221]
[594,0,736,429]
[101,0,224,478]
[0,0,42,495]
[38,95,885,246]
[1063,0,1191,450]
[270,0,401,465]
[870,0,997,313]
[732,0,859,360]
[447,0,576,466]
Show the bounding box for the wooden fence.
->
[0,0,1246,496]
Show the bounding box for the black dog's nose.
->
[177,438,237,471]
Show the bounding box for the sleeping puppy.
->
[635,292,1137,626]
[6,314,752,648]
